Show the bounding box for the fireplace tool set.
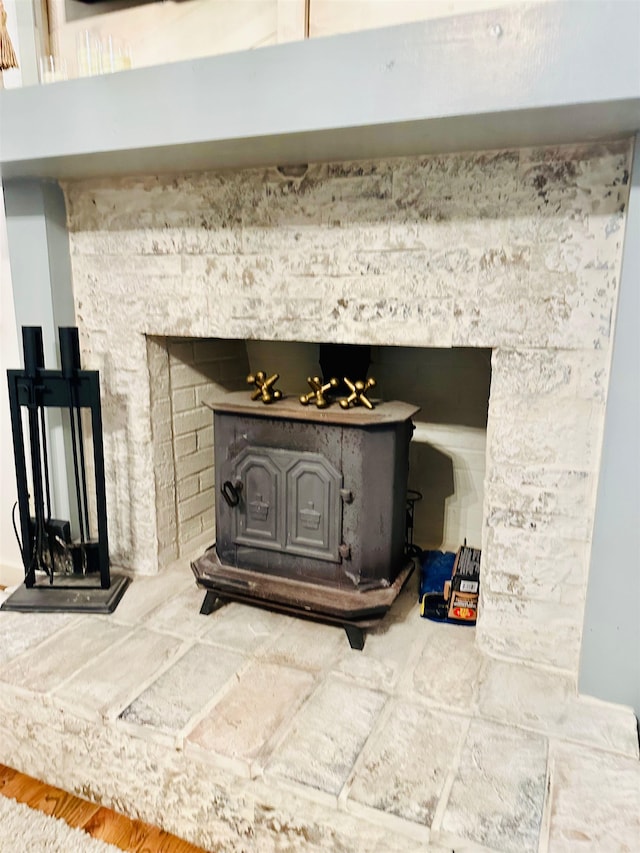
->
[2,326,129,613]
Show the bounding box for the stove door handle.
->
[221,480,242,508]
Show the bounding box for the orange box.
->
[446,545,481,624]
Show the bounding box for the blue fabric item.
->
[419,549,463,623]
[419,550,456,599]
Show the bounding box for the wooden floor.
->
[0,763,209,852]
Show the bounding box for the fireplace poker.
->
[21,327,52,584]
[60,327,90,572]
[39,403,58,582]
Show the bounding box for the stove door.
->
[232,447,341,563]
[286,456,341,562]
[235,449,283,552]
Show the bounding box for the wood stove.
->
[192,393,419,648]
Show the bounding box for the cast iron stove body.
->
[192,393,419,648]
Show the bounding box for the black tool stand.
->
[2,326,129,614]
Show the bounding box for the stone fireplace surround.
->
[62,138,633,683]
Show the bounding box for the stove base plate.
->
[191,545,415,649]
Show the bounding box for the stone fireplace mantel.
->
[0,2,639,181]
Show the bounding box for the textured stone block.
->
[142,584,211,638]
[53,627,185,718]
[0,619,129,694]
[182,225,243,255]
[111,227,185,257]
[257,617,345,673]
[487,396,601,471]
[177,488,215,524]
[174,433,197,458]
[171,387,196,412]
[477,659,639,758]
[187,661,315,768]
[347,700,466,826]
[546,742,640,852]
[486,558,585,603]
[0,678,426,852]
[170,361,219,391]
[332,596,427,694]
[167,340,194,363]
[327,296,455,348]
[120,642,245,733]
[174,447,214,481]
[0,612,75,667]
[198,464,214,490]
[476,593,582,672]
[481,518,591,607]
[484,465,595,547]
[438,719,547,853]
[490,348,578,398]
[407,620,482,712]
[2,558,639,853]
[68,230,112,255]
[200,603,289,655]
[266,675,387,795]
[176,473,199,502]
[178,516,204,548]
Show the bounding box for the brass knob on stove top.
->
[339,377,377,410]
[299,376,339,409]
[247,371,283,404]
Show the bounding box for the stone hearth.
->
[63,139,632,682]
[0,566,638,852]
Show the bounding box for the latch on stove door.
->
[221,480,243,507]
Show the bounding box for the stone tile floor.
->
[0,564,638,852]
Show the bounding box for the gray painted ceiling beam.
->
[1,1,639,179]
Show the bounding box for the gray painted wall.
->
[580,136,640,717]
[0,184,22,583]
[3,179,77,529]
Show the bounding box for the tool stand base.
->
[0,574,131,614]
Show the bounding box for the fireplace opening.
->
[147,337,491,569]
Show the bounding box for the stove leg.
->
[344,624,365,651]
[200,590,223,616]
